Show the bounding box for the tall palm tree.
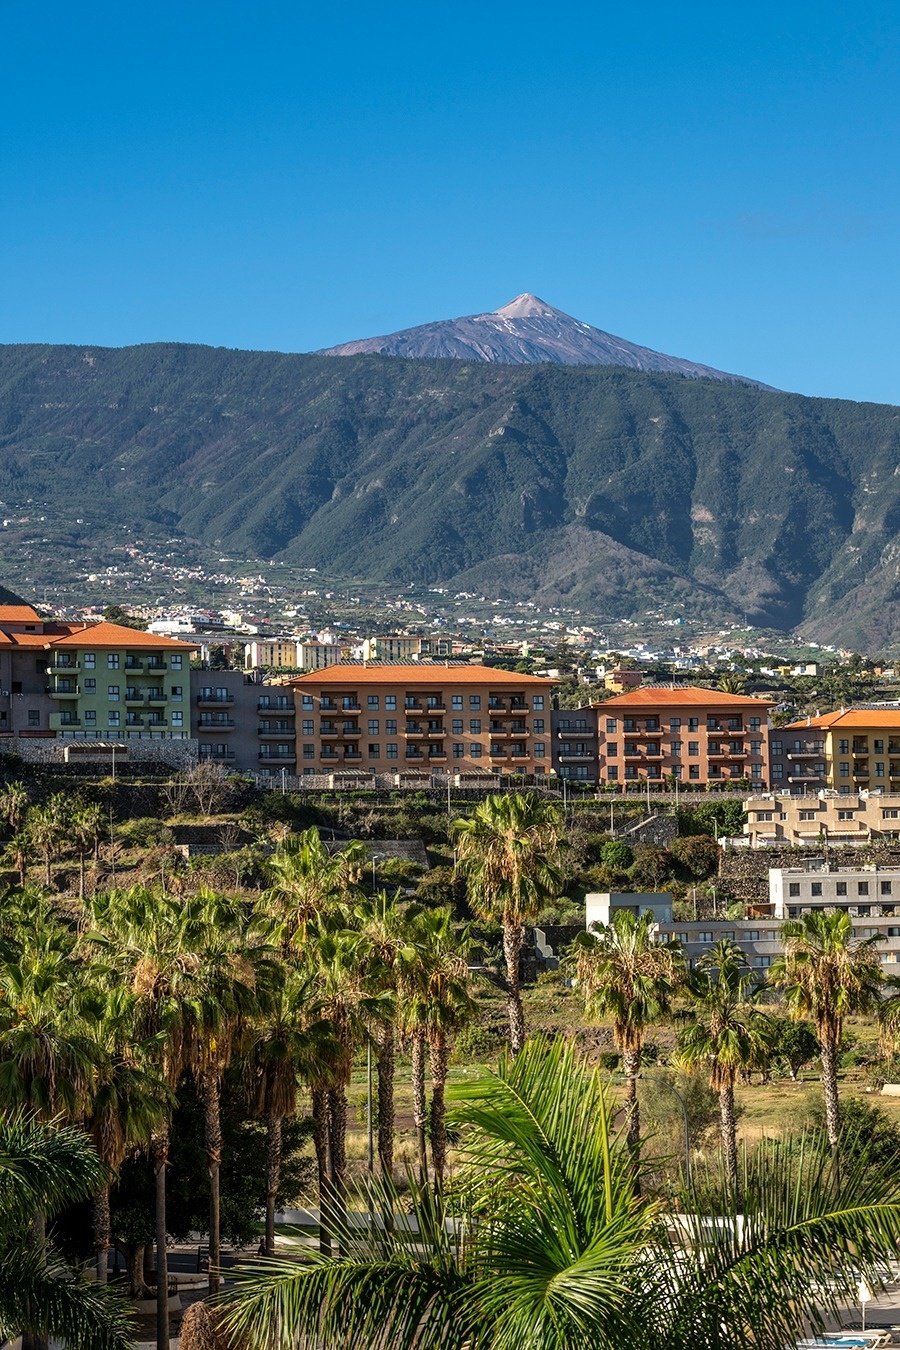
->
[265,828,365,944]
[0,1113,132,1350]
[249,968,340,1256]
[575,909,683,1157]
[678,938,770,1186]
[220,1037,900,1350]
[27,799,66,890]
[0,779,29,834]
[85,885,218,1350]
[70,801,105,901]
[452,793,561,1053]
[770,909,884,1149]
[402,906,475,1188]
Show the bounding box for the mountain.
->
[319,293,767,386]
[0,342,898,648]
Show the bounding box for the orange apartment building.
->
[595,686,774,787]
[288,663,555,775]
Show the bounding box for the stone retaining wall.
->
[719,842,900,903]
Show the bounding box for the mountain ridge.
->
[319,293,770,387]
[0,341,896,648]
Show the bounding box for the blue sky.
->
[2,1,899,402]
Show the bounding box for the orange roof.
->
[289,663,554,687]
[0,604,42,622]
[785,708,900,730]
[47,622,198,651]
[598,685,774,708]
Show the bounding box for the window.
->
[385,696,397,711]
[27,710,39,727]
[368,744,380,758]
[34,657,44,674]
[750,717,761,731]
[302,744,314,759]
[302,720,313,735]
[688,717,699,731]
[470,719,481,734]
[771,740,783,756]
[301,694,313,710]
[607,742,618,757]
[108,710,120,726]
[84,710,96,724]
[688,741,699,756]
[670,740,682,755]
[84,678,96,693]
[755,955,772,969]
[108,685,119,702]
[884,810,900,820]
[624,719,635,732]
[858,881,870,896]
[386,743,398,759]
[672,764,682,779]
[469,695,481,709]
[838,809,854,820]
[107,653,119,669]
[368,695,379,709]
[839,762,850,777]
[452,695,463,710]
[838,739,849,754]
[772,764,784,780]
[608,766,618,780]
[811,882,822,896]
[533,718,544,733]
[171,711,183,727]
[534,742,546,758]
[744,930,760,941]
[689,765,700,780]
[452,719,463,734]
[751,740,762,755]
[470,744,482,758]
[789,883,801,897]
[882,880,893,896]
[757,811,773,822]
[669,718,681,731]
[875,739,885,754]
[698,932,713,943]
[453,743,464,758]
[171,685,183,700]
[532,695,544,710]
[368,720,379,735]
[646,717,659,731]
[799,810,815,821]
[386,719,397,735]
[606,718,616,732]
[836,881,847,896]
[83,653,95,669]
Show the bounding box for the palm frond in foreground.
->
[219,1038,900,1350]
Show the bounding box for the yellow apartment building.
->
[773,709,900,793]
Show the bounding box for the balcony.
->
[126,658,168,673]
[199,719,235,731]
[46,659,79,675]
[145,719,168,729]
[50,684,80,699]
[423,702,446,713]
[557,727,593,739]
[196,693,234,707]
[428,752,448,762]
[50,715,81,731]
[404,702,424,714]
[259,749,297,762]
[336,726,362,739]
[343,751,362,761]
[405,725,425,739]
[258,699,295,713]
[125,692,145,707]
[257,723,293,737]
[200,750,235,761]
[786,749,823,759]
[491,703,528,718]
[559,752,595,763]
[338,702,361,713]
[490,747,509,759]
[145,692,167,706]
[425,727,445,739]
[125,716,144,728]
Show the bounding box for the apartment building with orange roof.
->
[288,663,555,776]
[595,686,774,788]
[769,707,900,793]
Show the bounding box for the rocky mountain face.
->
[319,293,768,386]
[0,342,897,647]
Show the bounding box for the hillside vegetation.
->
[1,343,898,644]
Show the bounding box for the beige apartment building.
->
[595,687,773,787]
[358,635,454,662]
[288,663,554,775]
[743,792,900,847]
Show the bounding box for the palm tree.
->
[85,885,220,1350]
[575,909,683,1157]
[250,968,340,1256]
[0,779,29,834]
[0,1113,132,1350]
[677,938,770,1185]
[265,828,365,944]
[402,906,475,1188]
[27,801,65,890]
[452,793,561,1053]
[219,1037,900,1350]
[70,802,105,901]
[4,828,32,886]
[770,909,884,1149]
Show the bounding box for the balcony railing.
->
[196,693,234,706]
[199,719,235,731]
[258,700,295,713]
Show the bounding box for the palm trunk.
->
[265,1111,282,1257]
[428,1030,451,1188]
[94,1185,111,1284]
[412,1028,428,1185]
[78,850,86,902]
[821,1034,842,1150]
[377,1024,395,1178]
[152,1130,170,1350]
[503,921,526,1054]
[328,1084,348,1242]
[719,1081,738,1188]
[201,1067,222,1294]
[23,1213,48,1350]
[311,1086,332,1257]
[127,1243,148,1298]
[622,1046,642,1154]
